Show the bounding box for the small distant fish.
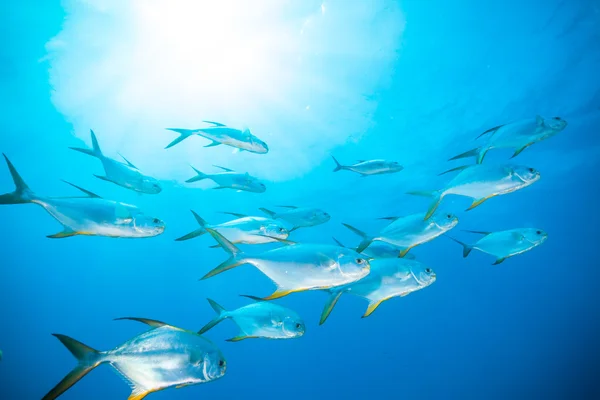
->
[165,121,268,154]
[175,211,288,244]
[186,165,266,193]
[341,211,458,257]
[201,228,370,300]
[450,115,568,164]
[0,155,165,238]
[259,205,330,231]
[332,237,416,260]
[70,130,162,194]
[320,258,436,324]
[0,349,2,361]
[42,318,226,400]
[331,156,404,176]
[198,298,305,342]
[447,228,548,265]
[408,164,541,220]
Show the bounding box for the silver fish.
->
[70,130,162,194]
[448,228,548,265]
[342,211,459,257]
[409,164,541,220]
[175,211,288,244]
[0,155,165,238]
[186,165,266,193]
[42,318,226,400]
[320,258,436,324]
[198,298,305,342]
[165,121,268,153]
[331,237,416,260]
[331,156,404,176]
[259,205,330,231]
[450,115,567,164]
[201,228,370,300]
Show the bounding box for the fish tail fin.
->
[0,154,35,204]
[341,223,373,253]
[448,147,482,162]
[198,298,229,335]
[164,128,200,149]
[201,228,246,280]
[175,210,208,241]
[446,235,473,257]
[69,129,103,159]
[259,207,276,218]
[320,290,345,325]
[406,190,444,220]
[186,166,208,183]
[331,156,345,172]
[42,334,105,400]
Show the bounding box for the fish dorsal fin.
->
[331,237,347,248]
[463,230,492,236]
[476,124,505,140]
[114,317,176,329]
[118,153,138,169]
[220,211,248,218]
[203,120,226,127]
[213,165,234,172]
[377,216,401,221]
[276,205,298,209]
[438,165,470,176]
[536,115,544,126]
[61,180,102,198]
[356,159,367,163]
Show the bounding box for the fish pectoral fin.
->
[511,144,532,159]
[363,299,387,318]
[226,335,259,342]
[47,229,79,239]
[204,140,221,148]
[492,257,506,265]
[466,196,494,211]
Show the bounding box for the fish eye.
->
[219,360,225,367]
[536,230,542,235]
[356,258,365,265]
[446,214,452,219]
[153,218,160,223]
[278,227,286,233]
[528,168,535,173]
[553,117,560,120]
[295,323,302,329]
[425,268,432,273]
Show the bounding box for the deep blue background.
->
[1,1,599,399]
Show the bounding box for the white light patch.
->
[46,0,404,181]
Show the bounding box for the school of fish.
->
[0,114,565,399]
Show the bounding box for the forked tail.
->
[0,154,35,204]
[175,210,209,241]
[448,147,488,164]
[341,223,374,253]
[165,128,200,149]
[406,190,444,220]
[198,298,230,335]
[331,156,346,172]
[69,130,103,159]
[201,227,247,280]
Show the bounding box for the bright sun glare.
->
[46,0,404,181]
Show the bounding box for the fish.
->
[450,115,568,164]
[42,317,226,400]
[408,164,541,220]
[447,228,548,265]
[200,228,371,300]
[319,258,436,324]
[198,298,305,342]
[175,211,288,244]
[259,205,330,231]
[0,349,2,361]
[331,156,404,176]
[165,121,268,154]
[70,130,162,194]
[0,155,165,238]
[331,237,416,260]
[342,212,459,256]
[186,165,266,193]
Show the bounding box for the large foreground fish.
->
[165,121,268,153]
[176,211,288,244]
[447,228,548,264]
[42,318,226,400]
[0,155,165,238]
[70,130,162,194]
[259,205,330,231]
[186,165,266,193]
[199,298,305,341]
[201,228,370,300]
[320,258,436,324]
[409,164,541,220]
[331,156,404,176]
[342,211,459,257]
[450,115,567,164]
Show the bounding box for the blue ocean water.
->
[1,1,599,399]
